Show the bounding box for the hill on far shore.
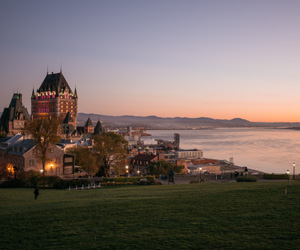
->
[76,113,300,129]
[1,111,298,129]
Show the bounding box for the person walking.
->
[34,187,39,200]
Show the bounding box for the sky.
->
[1,0,300,122]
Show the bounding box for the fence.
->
[68,182,101,190]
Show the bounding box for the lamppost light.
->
[40,169,43,173]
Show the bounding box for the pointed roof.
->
[38,71,73,94]
[63,112,74,124]
[93,120,103,135]
[0,93,30,133]
[74,87,78,98]
[31,88,35,98]
[84,118,93,127]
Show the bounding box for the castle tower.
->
[94,120,104,135]
[84,118,94,134]
[0,93,30,135]
[31,70,78,128]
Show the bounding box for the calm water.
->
[147,128,300,174]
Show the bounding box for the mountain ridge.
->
[1,111,298,129]
[76,113,300,129]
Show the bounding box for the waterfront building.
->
[174,133,180,149]
[31,70,78,128]
[0,93,30,135]
[175,149,203,160]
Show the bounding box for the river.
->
[147,128,300,174]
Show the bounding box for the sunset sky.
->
[1,0,300,122]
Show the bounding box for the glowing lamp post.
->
[293,163,295,180]
[199,167,202,183]
[287,169,290,184]
[125,165,129,183]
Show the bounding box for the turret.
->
[31,88,35,99]
[74,87,78,98]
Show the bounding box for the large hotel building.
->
[31,70,78,128]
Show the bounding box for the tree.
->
[0,130,7,138]
[67,147,97,176]
[149,160,184,175]
[93,132,128,177]
[23,118,61,175]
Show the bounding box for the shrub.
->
[39,176,62,187]
[0,179,25,188]
[53,179,91,189]
[264,173,289,180]
[236,176,257,182]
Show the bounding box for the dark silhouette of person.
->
[34,187,39,200]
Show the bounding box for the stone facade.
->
[0,93,30,135]
[31,71,78,128]
[0,135,67,177]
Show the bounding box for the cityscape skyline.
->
[1,1,300,122]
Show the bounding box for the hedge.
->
[0,179,26,188]
[236,176,257,182]
[264,173,289,180]
[53,179,91,189]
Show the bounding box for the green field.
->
[1,182,299,250]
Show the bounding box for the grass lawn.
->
[0,181,299,250]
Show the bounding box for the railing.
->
[68,183,101,190]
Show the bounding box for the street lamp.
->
[293,163,295,180]
[125,165,129,183]
[199,167,202,183]
[137,170,140,176]
[287,169,290,184]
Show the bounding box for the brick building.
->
[31,70,78,128]
[131,153,158,175]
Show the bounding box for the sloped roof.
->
[84,118,93,127]
[38,72,73,94]
[0,94,30,133]
[63,112,74,123]
[132,153,157,161]
[93,121,103,135]
[7,139,36,156]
